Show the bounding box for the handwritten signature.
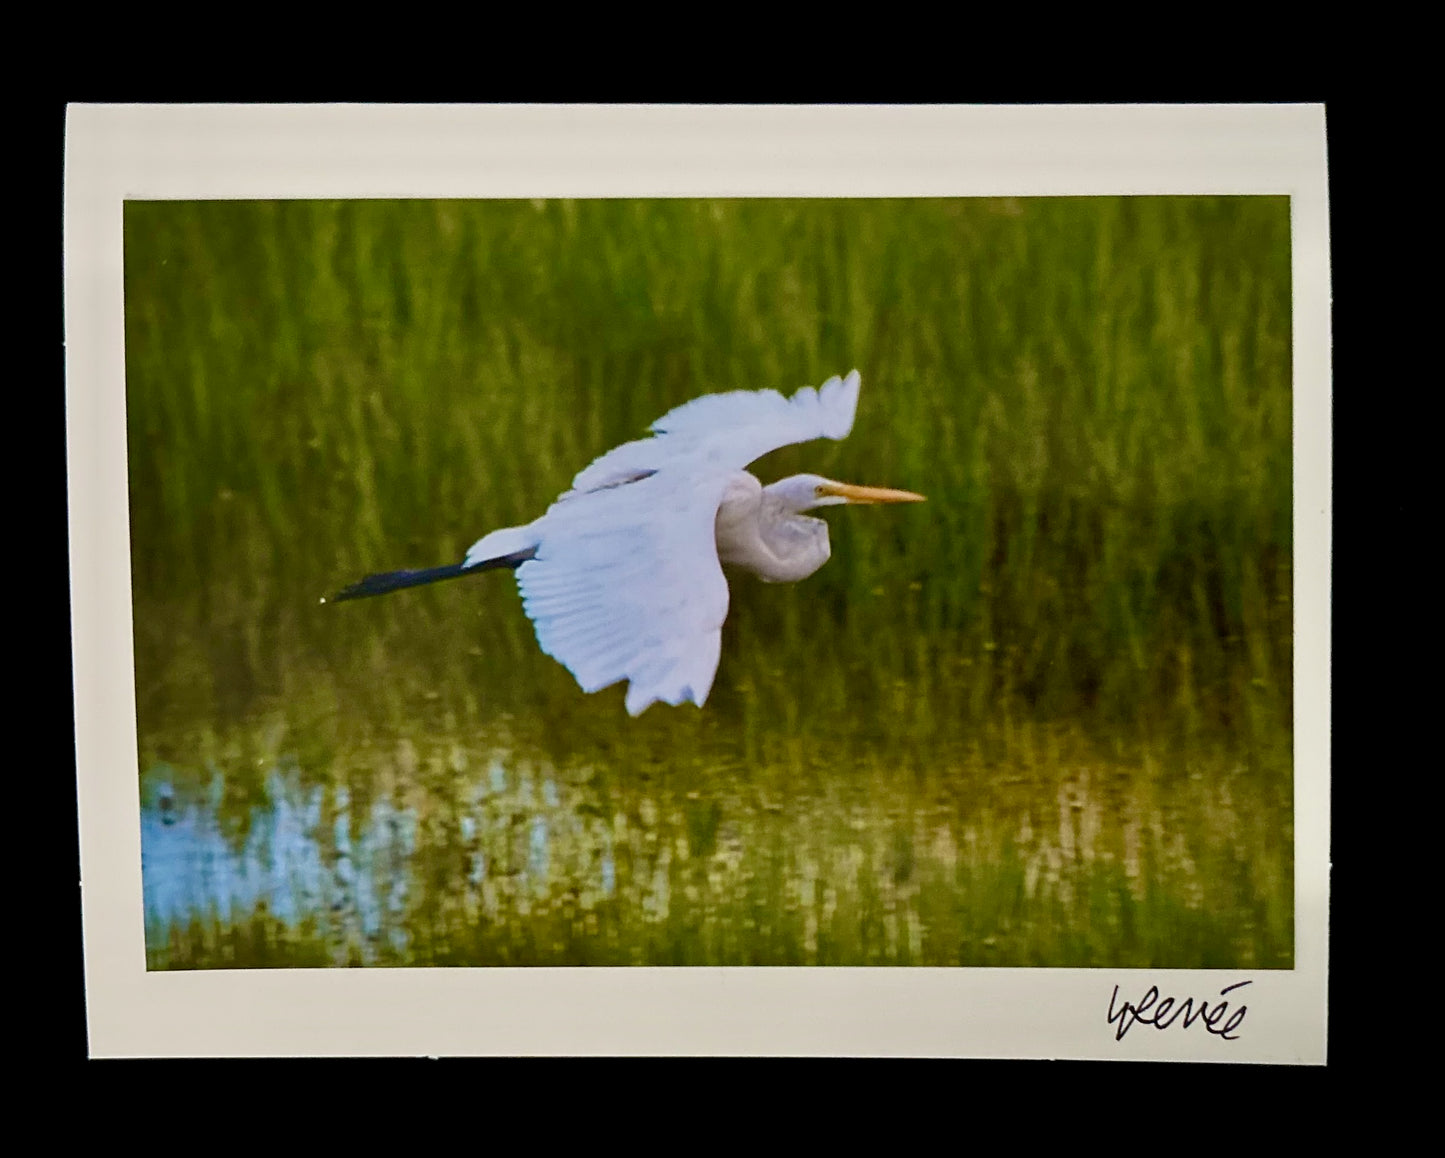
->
[1106,980,1251,1042]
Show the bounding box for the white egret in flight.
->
[329,371,924,714]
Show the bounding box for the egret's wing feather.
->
[566,370,861,497]
[650,368,861,450]
[518,473,731,716]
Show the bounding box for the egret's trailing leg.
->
[324,547,537,603]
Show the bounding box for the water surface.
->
[141,717,1291,968]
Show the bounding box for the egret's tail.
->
[325,547,537,604]
[464,524,539,570]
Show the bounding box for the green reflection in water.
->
[142,710,1290,969]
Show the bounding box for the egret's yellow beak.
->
[817,482,927,504]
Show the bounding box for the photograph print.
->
[127,195,1294,971]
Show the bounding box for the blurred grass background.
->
[125,197,1291,753]
[125,197,1293,968]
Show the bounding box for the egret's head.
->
[769,473,927,512]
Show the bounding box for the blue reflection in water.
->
[140,756,628,964]
[141,767,419,958]
[142,768,325,928]
[528,816,549,881]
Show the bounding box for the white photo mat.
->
[65,104,1330,1061]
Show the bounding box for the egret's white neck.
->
[715,472,831,584]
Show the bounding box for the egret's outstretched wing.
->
[517,471,732,716]
[565,370,861,499]
[503,371,864,715]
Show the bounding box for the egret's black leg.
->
[325,548,537,603]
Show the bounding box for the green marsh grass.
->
[125,197,1293,967]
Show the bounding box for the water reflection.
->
[143,765,419,964]
[140,732,1292,970]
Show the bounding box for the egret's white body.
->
[332,371,923,715]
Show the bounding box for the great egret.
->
[328,370,924,714]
